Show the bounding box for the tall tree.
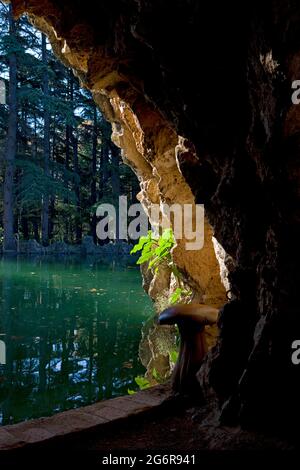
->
[90,103,98,242]
[110,142,120,241]
[3,5,17,252]
[0,4,139,247]
[41,33,50,246]
[69,71,81,242]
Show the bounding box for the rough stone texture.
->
[7,0,300,430]
[139,321,176,383]
[0,429,23,450]
[0,384,172,452]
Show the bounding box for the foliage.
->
[130,229,191,382]
[0,3,139,244]
[131,228,192,304]
[127,368,163,395]
[131,228,174,270]
[127,375,150,395]
[169,286,192,305]
[169,349,179,365]
[135,375,151,390]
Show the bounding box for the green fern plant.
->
[130,228,192,304]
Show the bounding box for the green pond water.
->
[0,256,153,426]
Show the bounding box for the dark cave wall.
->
[9,0,300,428]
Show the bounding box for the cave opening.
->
[0,2,164,426]
[0,0,229,427]
[0,0,229,428]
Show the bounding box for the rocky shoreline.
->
[0,236,135,259]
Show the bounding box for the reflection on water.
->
[0,256,153,425]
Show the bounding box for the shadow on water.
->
[0,255,154,425]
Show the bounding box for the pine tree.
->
[41,33,50,246]
[3,4,17,251]
[0,4,139,247]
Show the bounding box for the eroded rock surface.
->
[9,0,300,429]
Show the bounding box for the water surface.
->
[0,256,153,425]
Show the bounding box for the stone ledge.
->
[0,384,173,452]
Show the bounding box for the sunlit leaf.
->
[169,287,183,305]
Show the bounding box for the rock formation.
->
[8,0,300,430]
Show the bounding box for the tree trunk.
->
[91,104,98,243]
[48,118,56,241]
[64,124,70,243]
[41,33,50,246]
[63,71,74,243]
[71,131,82,243]
[99,147,108,200]
[69,70,81,243]
[110,143,120,241]
[21,216,29,240]
[3,5,17,252]
[48,197,55,241]
[32,218,40,242]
